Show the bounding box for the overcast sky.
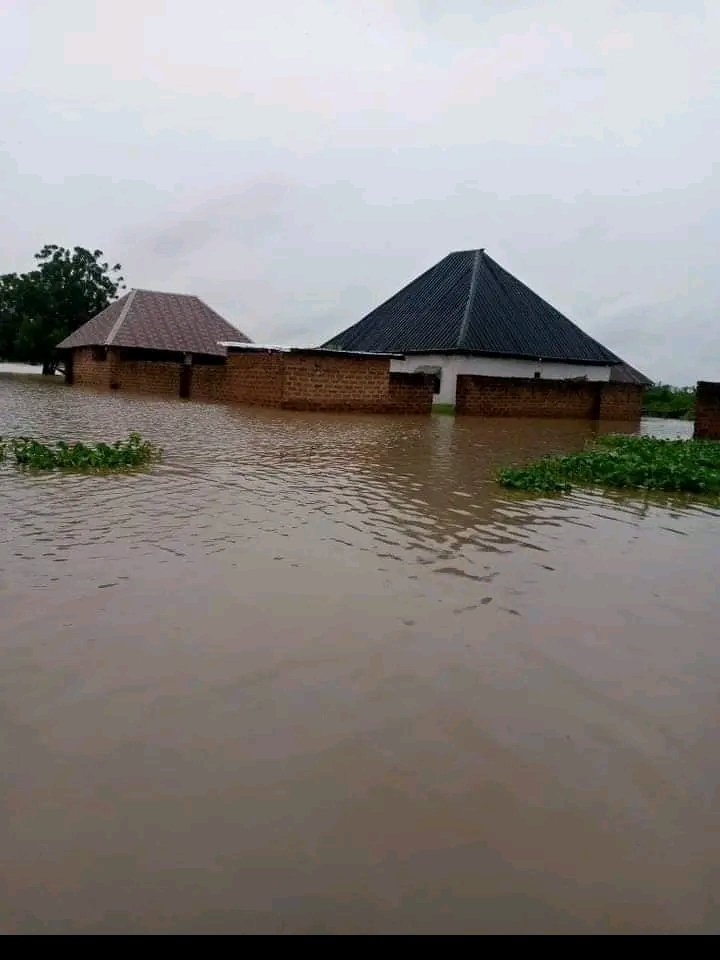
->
[1,0,718,383]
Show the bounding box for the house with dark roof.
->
[323,250,649,406]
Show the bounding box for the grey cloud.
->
[128,180,298,261]
[0,0,718,384]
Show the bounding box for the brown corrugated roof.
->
[58,289,250,356]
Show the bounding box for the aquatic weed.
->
[497,434,720,496]
[5,432,161,472]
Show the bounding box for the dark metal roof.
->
[323,250,623,365]
[609,361,652,386]
[58,289,250,357]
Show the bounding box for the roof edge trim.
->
[400,348,620,364]
[104,290,136,346]
[456,250,482,348]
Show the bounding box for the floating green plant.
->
[0,432,161,472]
[497,434,720,495]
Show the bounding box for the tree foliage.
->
[642,382,695,419]
[0,273,25,360]
[0,245,125,373]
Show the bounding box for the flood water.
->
[1,372,718,934]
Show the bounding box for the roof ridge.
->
[130,288,201,298]
[323,249,624,365]
[104,289,137,346]
[456,250,482,348]
[483,253,623,363]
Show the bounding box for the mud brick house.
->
[57,289,249,398]
[324,250,650,419]
[57,290,434,414]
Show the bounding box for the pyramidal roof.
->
[610,360,652,386]
[58,289,250,357]
[323,250,622,366]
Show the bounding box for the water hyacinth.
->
[0,432,161,472]
[497,434,720,496]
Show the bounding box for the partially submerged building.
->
[324,250,649,418]
[57,290,434,413]
[58,289,250,397]
[58,257,649,420]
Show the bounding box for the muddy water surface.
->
[1,373,718,934]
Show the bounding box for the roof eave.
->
[221,343,405,361]
[399,348,619,365]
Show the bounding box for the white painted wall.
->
[389,354,612,405]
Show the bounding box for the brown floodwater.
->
[1,372,718,934]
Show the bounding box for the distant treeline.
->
[642,383,695,420]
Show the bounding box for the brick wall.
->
[69,347,111,389]
[281,354,390,411]
[201,352,433,413]
[175,353,286,406]
[65,347,433,414]
[108,351,181,397]
[598,383,644,421]
[456,375,644,420]
[224,351,285,407]
[694,381,720,438]
[385,372,435,414]
[67,347,180,396]
[456,375,645,420]
[66,349,644,421]
[190,362,232,404]
[456,375,601,418]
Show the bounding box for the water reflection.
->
[1,374,718,934]
[0,378,653,584]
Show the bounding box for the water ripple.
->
[0,377,714,593]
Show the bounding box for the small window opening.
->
[92,346,106,362]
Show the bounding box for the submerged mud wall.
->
[597,383,644,421]
[64,348,435,415]
[67,350,646,421]
[68,347,111,389]
[455,375,643,421]
[281,353,390,411]
[694,382,720,439]
[67,348,181,396]
[386,372,437,414]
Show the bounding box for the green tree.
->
[0,245,125,374]
[642,382,696,419]
[0,273,24,361]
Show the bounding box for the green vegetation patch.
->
[642,383,695,419]
[432,403,456,416]
[497,434,720,495]
[0,432,161,472]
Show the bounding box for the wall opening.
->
[64,352,74,385]
[179,362,192,399]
